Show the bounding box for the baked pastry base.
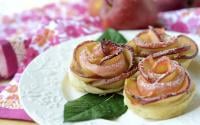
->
[124,82,195,120]
[179,59,192,69]
[68,70,123,94]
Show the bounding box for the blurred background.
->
[0,0,68,15]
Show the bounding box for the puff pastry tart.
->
[128,26,198,68]
[124,56,195,120]
[69,40,137,94]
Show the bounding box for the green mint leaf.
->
[97,28,127,45]
[64,93,127,122]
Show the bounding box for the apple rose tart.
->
[128,26,198,68]
[124,56,195,120]
[69,40,137,94]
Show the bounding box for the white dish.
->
[19,31,200,125]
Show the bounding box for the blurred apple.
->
[100,0,157,29]
[88,0,103,16]
[154,0,187,11]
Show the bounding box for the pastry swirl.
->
[128,26,198,68]
[70,40,137,94]
[124,56,195,119]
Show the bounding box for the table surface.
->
[0,119,37,125]
[0,0,68,124]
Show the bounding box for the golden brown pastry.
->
[124,56,195,120]
[127,26,198,68]
[69,40,137,94]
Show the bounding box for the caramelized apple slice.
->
[71,40,138,89]
[139,56,154,80]
[125,78,141,97]
[152,57,171,74]
[135,28,176,49]
[141,56,154,71]
[71,41,99,78]
[159,69,178,83]
[125,78,141,105]
[125,73,191,105]
[174,35,198,59]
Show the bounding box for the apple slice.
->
[125,78,140,97]
[143,56,154,71]
[72,41,97,77]
[159,69,178,83]
[139,56,155,80]
[0,40,18,79]
[152,56,171,74]
[135,28,176,49]
[174,35,198,59]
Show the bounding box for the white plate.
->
[19,31,200,125]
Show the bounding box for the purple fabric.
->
[0,85,6,92]
[0,107,32,121]
[0,40,18,78]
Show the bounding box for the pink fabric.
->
[0,0,200,121]
[159,8,200,35]
[0,107,32,121]
[0,0,102,121]
[0,86,6,92]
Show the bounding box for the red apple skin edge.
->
[100,0,158,30]
[0,40,18,79]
